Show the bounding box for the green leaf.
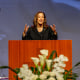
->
[35,67,38,72]
[48,50,57,71]
[48,50,57,59]
[0,66,17,74]
[63,69,72,80]
[63,74,67,80]
[44,63,48,71]
[16,75,18,80]
[64,70,69,72]
[64,69,78,80]
[30,67,34,73]
[13,75,19,80]
[66,69,72,77]
[13,75,17,78]
[73,62,80,68]
[65,61,80,79]
[36,78,41,80]
[50,61,54,71]
[47,75,50,79]
[34,67,40,75]
[0,66,19,80]
[72,73,79,78]
[14,68,20,74]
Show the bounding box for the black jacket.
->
[22,26,58,40]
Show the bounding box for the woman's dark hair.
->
[32,11,48,28]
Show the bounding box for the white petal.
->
[56,67,65,73]
[46,59,52,70]
[59,55,68,62]
[56,76,64,80]
[40,49,48,56]
[31,57,39,66]
[39,74,47,80]
[53,63,59,68]
[22,64,28,69]
[53,57,60,62]
[32,74,38,80]
[42,71,50,76]
[48,77,56,80]
[49,72,56,77]
[38,55,45,66]
[58,62,66,67]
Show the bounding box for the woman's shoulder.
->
[28,26,36,31]
[28,26,34,30]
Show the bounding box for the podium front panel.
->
[9,40,72,80]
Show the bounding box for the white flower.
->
[22,64,28,70]
[23,76,32,80]
[32,74,38,80]
[18,71,23,78]
[58,61,66,67]
[47,77,56,80]
[53,57,60,62]
[40,49,48,59]
[39,74,47,80]
[46,59,52,70]
[52,69,57,73]
[49,71,56,77]
[52,69,60,77]
[18,64,33,79]
[55,67,65,73]
[27,70,33,76]
[31,57,39,67]
[53,63,59,68]
[38,55,45,67]
[18,67,28,78]
[42,71,50,76]
[56,72,64,78]
[38,66,41,72]
[59,55,68,62]
[56,76,64,80]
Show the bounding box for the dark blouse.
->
[22,26,58,40]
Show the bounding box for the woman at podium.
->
[22,11,57,40]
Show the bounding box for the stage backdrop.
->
[9,40,72,80]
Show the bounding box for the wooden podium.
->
[8,40,72,80]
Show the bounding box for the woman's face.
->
[37,13,44,25]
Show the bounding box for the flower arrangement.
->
[0,49,80,80]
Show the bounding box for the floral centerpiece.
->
[0,49,80,80]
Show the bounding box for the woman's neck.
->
[37,24,43,28]
[37,24,43,32]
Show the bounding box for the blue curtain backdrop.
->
[0,0,80,79]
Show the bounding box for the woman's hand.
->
[22,24,29,37]
[50,24,57,35]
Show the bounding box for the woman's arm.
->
[22,27,31,40]
[49,26,58,40]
